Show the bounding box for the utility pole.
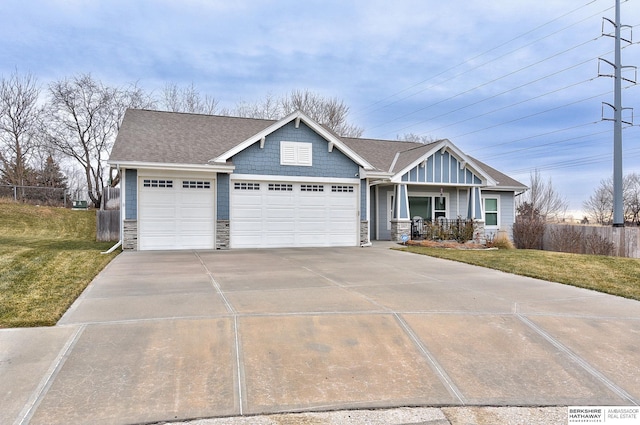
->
[599,0,636,227]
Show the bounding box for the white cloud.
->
[0,0,638,211]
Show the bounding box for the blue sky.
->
[1,0,639,215]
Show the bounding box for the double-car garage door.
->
[138,177,359,250]
[230,180,359,248]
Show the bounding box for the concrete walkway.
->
[1,244,639,425]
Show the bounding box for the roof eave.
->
[107,160,235,174]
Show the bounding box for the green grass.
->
[398,246,640,301]
[0,200,118,327]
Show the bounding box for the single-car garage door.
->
[138,178,215,250]
[230,180,358,248]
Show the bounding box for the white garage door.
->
[231,180,359,248]
[138,178,215,250]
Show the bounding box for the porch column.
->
[467,187,486,243]
[390,183,411,242]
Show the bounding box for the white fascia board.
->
[391,139,497,186]
[359,168,393,180]
[210,110,375,170]
[230,173,360,184]
[484,185,529,193]
[107,160,235,174]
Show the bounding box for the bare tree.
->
[397,133,437,144]
[624,173,640,225]
[280,89,364,138]
[583,173,640,225]
[583,179,613,225]
[45,74,147,208]
[0,71,43,186]
[232,89,364,137]
[234,92,282,120]
[160,82,219,115]
[519,170,568,222]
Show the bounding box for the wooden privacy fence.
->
[97,210,120,242]
[543,224,640,258]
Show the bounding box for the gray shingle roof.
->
[110,109,275,165]
[110,109,526,190]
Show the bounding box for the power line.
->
[448,90,612,139]
[373,39,604,135]
[356,1,612,123]
[478,128,610,161]
[466,121,600,153]
[410,77,599,137]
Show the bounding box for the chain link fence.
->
[0,185,68,207]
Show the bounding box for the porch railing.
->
[411,217,475,242]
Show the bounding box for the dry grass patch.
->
[0,200,118,327]
[398,246,640,301]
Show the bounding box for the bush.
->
[512,216,545,249]
[585,233,615,256]
[549,226,583,254]
[488,231,515,249]
[547,225,615,256]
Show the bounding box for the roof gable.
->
[392,139,496,186]
[210,110,374,170]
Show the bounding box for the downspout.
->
[101,164,123,255]
[101,240,121,254]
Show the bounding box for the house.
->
[108,109,527,250]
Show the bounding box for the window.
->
[408,195,446,222]
[434,197,446,219]
[301,184,324,192]
[484,197,499,226]
[280,141,312,166]
[182,180,211,189]
[331,185,354,193]
[143,179,173,188]
[268,183,293,191]
[234,182,260,190]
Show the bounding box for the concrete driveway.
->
[2,244,640,425]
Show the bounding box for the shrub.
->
[549,226,583,254]
[512,216,545,249]
[490,231,515,249]
[585,233,615,256]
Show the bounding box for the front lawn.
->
[398,246,640,301]
[0,200,118,327]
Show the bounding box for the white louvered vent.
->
[280,141,312,166]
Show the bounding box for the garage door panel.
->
[265,209,295,220]
[139,178,214,250]
[231,180,358,248]
[141,207,177,220]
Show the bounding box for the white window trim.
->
[280,141,312,166]
[407,191,450,220]
[482,195,500,228]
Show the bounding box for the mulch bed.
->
[404,239,488,250]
